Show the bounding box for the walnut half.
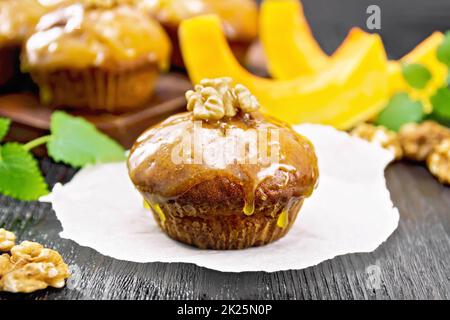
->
[427,138,450,185]
[350,123,403,160]
[0,230,70,294]
[0,228,16,252]
[186,77,260,120]
[399,121,450,162]
[0,254,14,278]
[1,261,68,293]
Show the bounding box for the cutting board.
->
[0,72,191,149]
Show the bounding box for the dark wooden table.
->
[1,0,450,300]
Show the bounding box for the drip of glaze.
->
[146,201,166,226]
[243,196,255,216]
[242,164,297,216]
[243,174,258,216]
[277,197,299,228]
[276,210,288,228]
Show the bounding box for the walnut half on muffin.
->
[127,78,319,249]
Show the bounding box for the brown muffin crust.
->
[29,61,158,112]
[129,109,318,249]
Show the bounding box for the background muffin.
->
[0,0,72,86]
[128,78,319,249]
[137,0,258,67]
[22,2,171,112]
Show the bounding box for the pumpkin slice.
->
[260,0,377,80]
[179,15,389,129]
[260,0,328,78]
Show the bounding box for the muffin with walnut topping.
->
[127,78,319,249]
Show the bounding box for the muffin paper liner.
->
[30,63,158,112]
[155,200,302,250]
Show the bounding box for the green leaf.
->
[430,87,450,126]
[375,93,424,131]
[401,63,432,89]
[437,31,450,67]
[0,143,48,200]
[0,117,11,142]
[47,111,126,167]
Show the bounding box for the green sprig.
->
[0,143,48,200]
[437,31,450,68]
[47,112,126,168]
[0,112,126,201]
[429,87,450,126]
[401,63,432,89]
[0,117,11,142]
[375,93,424,131]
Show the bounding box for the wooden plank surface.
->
[0,160,448,300]
[0,0,450,300]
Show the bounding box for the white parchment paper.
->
[41,124,399,272]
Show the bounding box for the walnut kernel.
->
[0,228,16,252]
[83,0,136,9]
[427,138,450,185]
[186,77,260,120]
[0,254,14,278]
[399,121,450,162]
[10,241,67,269]
[350,123,403,160]
[0,262,68,293]
[0,241,70,293]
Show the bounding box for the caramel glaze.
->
[128,111,319,217]
[0,0,74,45]
[22,3,171,71]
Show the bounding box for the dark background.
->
[1,0,450,300]
[296,0,450,58]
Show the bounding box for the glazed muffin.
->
[137,0,258,67]
[0,0,72,86]
[22,2,171,112]
[128,78,319,249]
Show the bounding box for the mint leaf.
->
[375,93,424,131]
[0,117,11,142]
[437,31,450,67]
[402,63,432,89]
[430,87,450,126]
[0,143,48,200]
[47,111,126,167]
